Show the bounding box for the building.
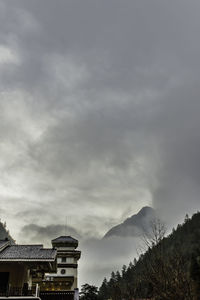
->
[42,236,81,291]
[0,235,81,299]
[0,239,57,298]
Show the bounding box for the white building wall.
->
[57,268,77,277]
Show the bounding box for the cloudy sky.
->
[1,0,200,284]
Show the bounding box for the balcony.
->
[0,286,39,298]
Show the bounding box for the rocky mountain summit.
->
[104,206,156,238]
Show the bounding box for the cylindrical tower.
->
[44,236,81,291]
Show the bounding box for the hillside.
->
[0,221,15,244]
[104,206,156,238]
[98,211,200,300]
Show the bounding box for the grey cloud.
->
[20,224,81,245]
[79,236,140,287]
[0,0,200,283]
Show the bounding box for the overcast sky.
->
[0,0,200,258]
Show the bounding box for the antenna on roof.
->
[64,216,67,236]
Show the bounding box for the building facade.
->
[0,239,57,296]
[0,235,81,298]
[43,236,81,291]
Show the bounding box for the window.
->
[61,257,74,263]
[61,269,66,275]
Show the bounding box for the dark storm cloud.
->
[21,224,80,245]
[0,0,200,254]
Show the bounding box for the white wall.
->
[57,267,77,277]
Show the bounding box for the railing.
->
[40,291,74,300]
[0,287,77,300]
[0,287,36,297]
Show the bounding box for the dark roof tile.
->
[0,240,10,250]
[0,245,56,261]
[52,236,78,245]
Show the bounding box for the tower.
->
[44,236,81,291]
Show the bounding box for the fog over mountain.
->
[0,0,200,286]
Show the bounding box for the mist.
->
[0,0,200,286]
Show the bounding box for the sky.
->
[1,0,200,286]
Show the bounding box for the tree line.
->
[80,211,200,300]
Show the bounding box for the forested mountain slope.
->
[0,221,15,244]
[99,211,200,300]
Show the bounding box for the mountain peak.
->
[137,206,154,216]
[104,206,156,239]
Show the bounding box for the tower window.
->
[61,257,66,262]
[61,269,66,275]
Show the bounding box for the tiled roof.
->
[0,240,10,251]
[0,245,57,261]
